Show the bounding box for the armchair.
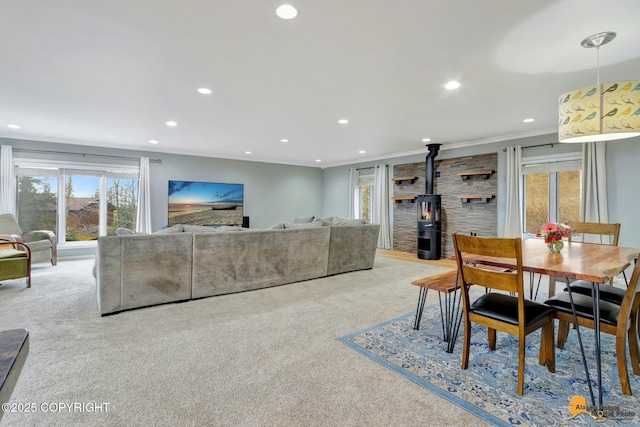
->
[0,239,31,287]
[0,214,57,266]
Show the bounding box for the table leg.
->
[413,287,428,330]
[446,287,463,353]
[592,281,603,408]
[438,292,447,341]
[565,278,596,407]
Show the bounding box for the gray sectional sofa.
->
[95,221,380,315]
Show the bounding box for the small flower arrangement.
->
[537,222,573,253]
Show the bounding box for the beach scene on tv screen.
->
[168,180,244,226]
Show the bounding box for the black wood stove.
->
[417,144,442,260]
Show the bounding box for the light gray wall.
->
[322,133,640,246]
[3,138,323,232]
[6,132,640,250]
[604,137,640,247]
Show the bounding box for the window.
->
[15,160,139,245]
[522,154,581,235]
[356,169,375,223]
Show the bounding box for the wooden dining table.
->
[458,238,640,409]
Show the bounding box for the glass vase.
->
[547,239,564,253]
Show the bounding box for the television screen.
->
[168,180,244,226]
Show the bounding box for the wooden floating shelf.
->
[457,169,494,180]
[392,176,419,184]
[391,196,417,203]
[458,195,495,203]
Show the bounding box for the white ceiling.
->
[1,0,640,168]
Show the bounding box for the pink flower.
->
[542,223,560,234]
[540,222,573,243]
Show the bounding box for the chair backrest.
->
[568,221,620,246]
[619,254,640,325]
[452,233,525,319]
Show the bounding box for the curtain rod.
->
[502,143,556,152]
[13,148,162,164]
[355,164,388,171]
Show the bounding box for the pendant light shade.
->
[559,32,640,143]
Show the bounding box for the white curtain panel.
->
[503,145,522,237]
[136,157,152,233]
[373,164,391,249]
[581,142,608,243]
[0,145,17,216]
[348,168,358,219]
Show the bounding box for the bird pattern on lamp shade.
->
[559,80,640,141]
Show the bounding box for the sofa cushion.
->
[284,220,323,229]
[266,223,285,229]
[292,215,315,224]
[116,228,136,236]
[213,225,246,232]
[182,224,217,233]
[331,218,367,226]
[154,224,184,234]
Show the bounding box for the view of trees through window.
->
[524,170,580,234]
[17,168,138,242]
[359,185,371,223]
[17,175,58,233]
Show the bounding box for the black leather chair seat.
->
[470,293,555,326]
[544,292,620,326]
[565,280,626,305]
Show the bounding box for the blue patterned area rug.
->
[338,304,640,426]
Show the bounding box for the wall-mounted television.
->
[168,180,244,226]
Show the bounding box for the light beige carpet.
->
[0,254,489,427]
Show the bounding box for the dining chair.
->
[544,258,640,396]
[451,233,556,396]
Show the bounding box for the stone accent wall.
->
[392,153,498,258]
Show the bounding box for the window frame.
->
[356,169,375,223]
[520,153,582,237]
[14,158,139,247]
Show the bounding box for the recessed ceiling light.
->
[444,81,461,90]
[315,159,321,163]
[281,139,289,142]
[166,121,178,127]
[245,151,252,154]
[7,124,20,129]
[276,4,297,19]
[338,119,349,124]
[148,139,158,144]
[359,150,366,154]
[523,118,535,123]
[422,138,431,142]
[197,88,212,95]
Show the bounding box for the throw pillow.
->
[317,217,334,226]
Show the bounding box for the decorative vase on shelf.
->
[547,239,564,253]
